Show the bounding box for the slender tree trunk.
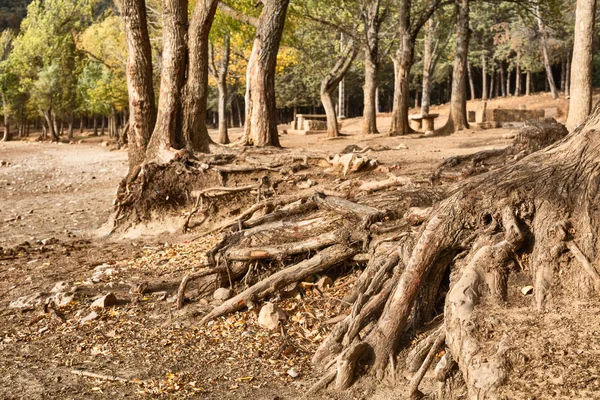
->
[500,62,506,97]
[561,60,567,91]
[565,50,572,96]
[506,65,511,96]
[362,51,379,134]
[100,115,105,135]
[489,65,495,99]
[535,5,559,99]
[44,109,58,141]
[566,0,597,130]
[181,0,218,152]
[67,115,73,140]
[119,0,157,171]
[1,94,9,142]
[481,54,488,100]
[93,116,98,136]
[338,77,345,118]
[209,31,231,144]
[146,0,188,161]
[235,96,243,128]
[421,17,435,115]
[321,40,357,138]
[467,61,475,100]
[526,70,532,96]
[244,0,290,146]
[80,115,84,134]
[515,62,521,96]
[52,112,59,137]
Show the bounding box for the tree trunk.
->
[421,17,435,115]
[93,116,98,136]
[506,65,511,96]
[481,54,488,101]
[235,96,243,128]
[321,40,357,138]
[535,5,559,99]
[80,115,84,134]
[526,70,532,96]
[515,62,521,96]
[209,30,231,144]
[561,60,567,91]
[243,0,289,146]
[566,0,597,131]
[43,109,58,142]
[119,0,157,171]
[67,115,73,140]
[467,61,475,100]
[181,0,218,153]
[146,0,188,162]
[1,94,9,142]
[389,36,414,135]
[438,0,469,135]
[489,65,495,99]
[100,115,105,135]
[362,51,379,134]
[565,50,572,96]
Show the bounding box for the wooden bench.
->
[409,113,439,132]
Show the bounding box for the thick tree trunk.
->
[481,54,488,100]
[243,0,289,146]
[146,0,188,162]
[438,0,469,135]
[321,40,357,138]
[566,0,597,131]
[389,38,414,135]
[535,5,559,99]
[181,0,218,153]
[120,0,157,171]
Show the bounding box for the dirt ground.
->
[1,92,598,399]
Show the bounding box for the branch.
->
[218,1,259,28]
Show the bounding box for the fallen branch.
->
[177,266,227,309]
[70,369,141,384]
[201,244,356,324]
[358,175,413,193]
[408,329,446,399]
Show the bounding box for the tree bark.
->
[43,109,58,142]
[361,0,382,135]
[514,62,521,96]
[500,62,507,97]
[526,70,532,96]
[181,0,218,153]
[146,0,188,162]
[389,37,414,135]
[421,17,435,115]
[321,40,358,138]
[535,5,559,99]
[565,50,572,96]
[243,0,289,146]
[209,31,231,144]
[438,0,469,134]
[119,0,157,171]
[1,93,9,142]
[67,114,73,140]
[566,0,597,131]
[489,64,495,99]
[93,115,98,136]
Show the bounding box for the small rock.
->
[51,281,70,293]
[316,276,333,291]
[258,302,286,330]
[52,292,75,307]
[9,292,45,309]
[296,179,316,189]
[287,367,300,378]
[41,237,59,246]
[166,295,177,303]
[395,143,409,150]
[101,141,109,147]
[521,286,534,296]
[80,311,99,324]
[90,293,118,308]
[213,288,233,301]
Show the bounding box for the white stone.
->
[258,302,286,330]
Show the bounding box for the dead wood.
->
[408,329,446,399]
[358,174,413,193]
[200,244,356,324]
[70,369,141,384]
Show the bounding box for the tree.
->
[535,4,559,99]
[209,29,231,144]
[0,30,15,141]
[438,0,469,134]
[242,0,290,146]
[321,39,358,138]
[361,0,385,134]
[566,0,596,131]
[117,0,156,170]
[388,0,444,136]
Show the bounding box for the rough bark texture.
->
[181,0,218,153]
[146,0,188,162]
[120,0,157,171]
[389,27,414,136]
[481,54,488,101]
[421,17,435,115]
[566,0,596,131]
[321,40,357,138]
[437,0,469,135]
[244,0,289,146]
